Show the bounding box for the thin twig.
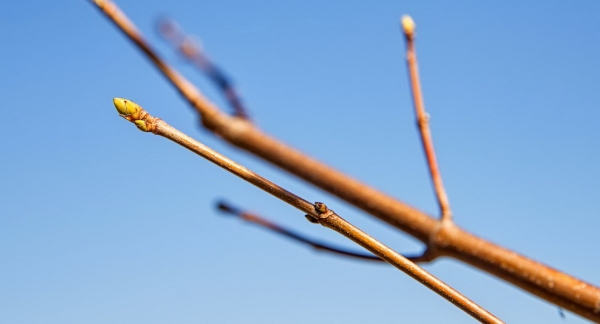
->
[216,201,433,263]
[92,2,600,320]
[112,98,503,324]
[158,18,249,119]
[217,200,385,262]
[401,15,452,223]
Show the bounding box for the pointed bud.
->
[113,98,142,117]
[314,202,328,214]
[401,15,416,37]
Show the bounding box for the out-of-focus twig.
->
[91,1,600,321]
[158,18,249,119]
[217,201,384,262]
[112,97,504,324]
[217,200,390,262]
[401,15,452,223]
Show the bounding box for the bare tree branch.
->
[217,200,389,262]
[91,1,600,321]
[401,15,452,223]
[111,97,503,323]
[158,18,249,119]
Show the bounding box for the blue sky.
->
[1,1,599,323]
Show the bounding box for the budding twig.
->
[401,15,452,223]
[158,18,249,119]
[113,98,503,324]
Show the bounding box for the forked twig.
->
[401,16,452,223]
[158,18,249,119]
[112,98,503,324]
[92,1,600,320]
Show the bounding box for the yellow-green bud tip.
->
[401,15,415,36]
[113,98,142,116]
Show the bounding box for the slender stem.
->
[401,16,452,223]
[113,98,503,324]
[92,2,600,321]
[314,203,501,324]
[158,18,249,119]
[217,201,434,263]
[217,201,385,262]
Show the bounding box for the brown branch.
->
[112,98,503,323]
[158,18,249,119]
[92,1,600,321]
[401,16,452,223]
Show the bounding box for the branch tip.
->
[157,17,177,38]
[112,98,157,133]
[401,15,416,38]
[113,98,141,117]
[215,200,241,216]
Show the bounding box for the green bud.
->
[134,120,149,132]
[113,98,142,117]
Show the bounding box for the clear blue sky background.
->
[1,1,599,323]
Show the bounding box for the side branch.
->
[216,201,434,263]
[158,19,249,119]
[112,98,503,324]
[216,201,385,262]
[401,15,452,223]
